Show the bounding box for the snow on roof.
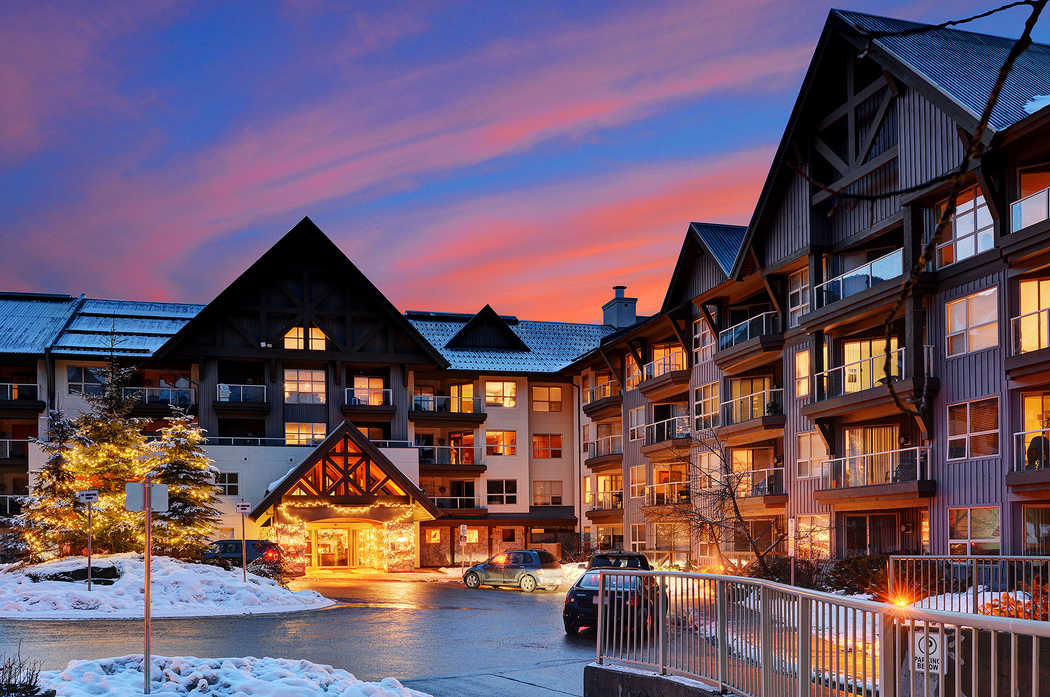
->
[49,298,203,357]
[0,293,81,354]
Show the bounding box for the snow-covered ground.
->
[39,655,430,697]
[0,554,334,620]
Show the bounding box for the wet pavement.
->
[0,577,595,696]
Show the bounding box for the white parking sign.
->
[235,501,252,514]
[913,630,942,673]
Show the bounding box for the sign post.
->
[235,501,252,583]
[787,517,797,586]
[126,478,168,696]
[77,490,98,591]
[459,523,467,573]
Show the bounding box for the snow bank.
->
[0,554,334,620]
[39,655,430,697]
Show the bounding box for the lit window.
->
[796,431,827,478]
[788,269,810,327]
[465,528,480,544]
[795,350,810,398]
[533,480,563,506]
[628,406,646,441]
[625,355,641,390]
[693,382,719,430]
[485,381,516,408]
[485,430,517,456]
[1024,505,1050,555]
[936,185,993,268]
[487,479,517,505]
[795,515,831,559]
[351,376,386,405]
[532,433,562,458]
[285,422,326,445]
[630,465,646,498]
[284,369,326,404]
[693,318,715,363]
[425,528,441,544]
[946,287,998,357]
[283,327,304,350]
[947,397,999,459]
[309,327,326,350]
[948,506,1000,555]
[215,472,239,496]
[67,366,104,396]
[630,523,646,552]
[1016,279,1050,354]
[532,386,562,412]
[450,383,475,412]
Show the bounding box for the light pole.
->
[77,490,98,591]
[235,500,252,583]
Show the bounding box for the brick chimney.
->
[602,285,637,328]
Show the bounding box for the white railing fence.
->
[0,494,22,518]
[0,439,28,459]
[584,381,620,405]
[820,446,930,490]
[1012,307,1050,355]
[432,495,483,510]
[644,416,691,445]
[590,490,624,511]
[417,445,484,466]
[813,248,903,309]
[1011,185,1050,232]
[216,384,267,403]
[345,387,392,406]
[122,386,196,406]
[721,388,783,426]
[585,435,623,460]
[595,569,1050,697]
[411,395,486,414]
[717,311,781,351]
[643,351,687,381]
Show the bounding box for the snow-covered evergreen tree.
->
[149,408,221,558]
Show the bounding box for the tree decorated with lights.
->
[9,411,81,560]
[149,408,221,558]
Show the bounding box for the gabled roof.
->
[0,292,81,355]
[155,217,448,367]
[444,304,531,352]
[407,310,613,373]
[835,10,1050,132]
[250,420,438,520]
[52,298,203,357]
[660,223,746,312]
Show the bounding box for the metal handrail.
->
[717,311,780,350]
[584,435,623,459]
[812,247,903,308]
[203,436,322,447]
[411,395,486,414]
[122,386,196,406]
[812,346,904,399]
[1011,185,1050,232]
[344,386,392,406]
[733,465,785,497]
[432,495,483,509]
[1011,306,1050,355]
[720,388,783,425]
[590,490,624,511]
[1014,428,1050,471]
[418,445,485,466]
[644,480,690,506]
[0,439,29,459]
[643,416,690,445]
[820,445,929,489]
[0,383,37,401]
[584,380,620,405]
[642,350,687,381]
[216,384,267,403]
[595,568,1050,697]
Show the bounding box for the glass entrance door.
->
[315,529,350,567]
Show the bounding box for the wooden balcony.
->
[124,387,196,417]
[0,384,44,416]
[715,389,785,446]
[585,492,624,523]
[582,392,622,421]
[638,352,690,401]
[408,396,487,426]
[713,312,784,376]
[1008,431,1050,495]
[640,418,691,460]
[341,387,396,421]
[584,436,623,472]
[214,384,270,416]
[813,447,935,511]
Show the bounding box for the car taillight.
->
[263,548,279,562]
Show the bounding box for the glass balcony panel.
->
[821,446,928,489]
[1011,188,1050,232]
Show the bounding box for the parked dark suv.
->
[203,540,280,568]
[563,569,656,635]
[587,550,651,570]
[463,550,565,592]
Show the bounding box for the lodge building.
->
[3,10,1050,571]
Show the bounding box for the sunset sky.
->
[2,1,1044,323]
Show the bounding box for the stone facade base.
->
[584,664,718,697]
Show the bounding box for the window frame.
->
[693,318,715,363]
[794,349,810,399]
[531,386,562,412]
[485,380,517,408]
[532,480,563,506]
[67,365,104,396]
[486,479,518,505]
[625,355,642,391]
[532,433,563,459]
[630,464,647,499]
[935,184,994,268]
[485,430,517,456]
[796,431,827,479]
[630,523,646,552]
[693,382,720,430]
[215,472,239,496]
[948,506,1001,556]
[945,287,999,358]
[283,368,327,404]
[628,406,646,441]
[787,268,810,327]
[285,422,326,445]
[947,397,1000,460]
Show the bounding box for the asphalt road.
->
[0,577,595,697]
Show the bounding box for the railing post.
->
[797,596,811,697]
[971,557,979,615]
[760,586,772,697]
[657,574,667,675]
[879,611,896,697]
[887,556,894,603]
[717,580,728,692]
[596,571,604,665]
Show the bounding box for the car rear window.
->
[592,555,647,569]
[537,551,560,568]
[578,572,640,590]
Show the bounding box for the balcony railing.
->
[641,350,686,381]
[418,445,485,466]
[1015,428,1050,472]
[813,248,904,309]
[345,387,392,406]
[590,490,624,511]
[583,381,619,405]
[645,481,690,507]
[720,388,783,426]
[717,311,780,351]
[643,416,690,446]
[0,495,22,518]
[216,384,267,403]
[814,347,903,399]
[123,386,196,407]
[1011,307,1050,355]
[204,436,324,447]
[0,439,29,459]
[820,445,930,489]
[432,495,483,510]
[411,395,486,415]
[0,383,38,401]
[584,435,623,459]
[1011,185,1050,232]
[733,466,785,497]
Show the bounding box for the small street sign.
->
[913,629,942,673]
[125,483,169,512]
[234,501,252,514]
[77,489,99,504]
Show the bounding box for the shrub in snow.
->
[0,649,54,697]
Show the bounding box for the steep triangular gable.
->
[444,304,530,351]
[660,224,746,312]
[250,421,438,519]
[155,217,448,367]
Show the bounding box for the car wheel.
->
[464,571,481,589]
[563,617,578,635]
[519,574,537,593]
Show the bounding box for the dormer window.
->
[283,326,327,350]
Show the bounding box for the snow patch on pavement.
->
[39,655,430,697]
[0,554,334,620]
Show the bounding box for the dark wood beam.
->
[811,147,898,206]
[597,348,622,388]
[857,92,894,163]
